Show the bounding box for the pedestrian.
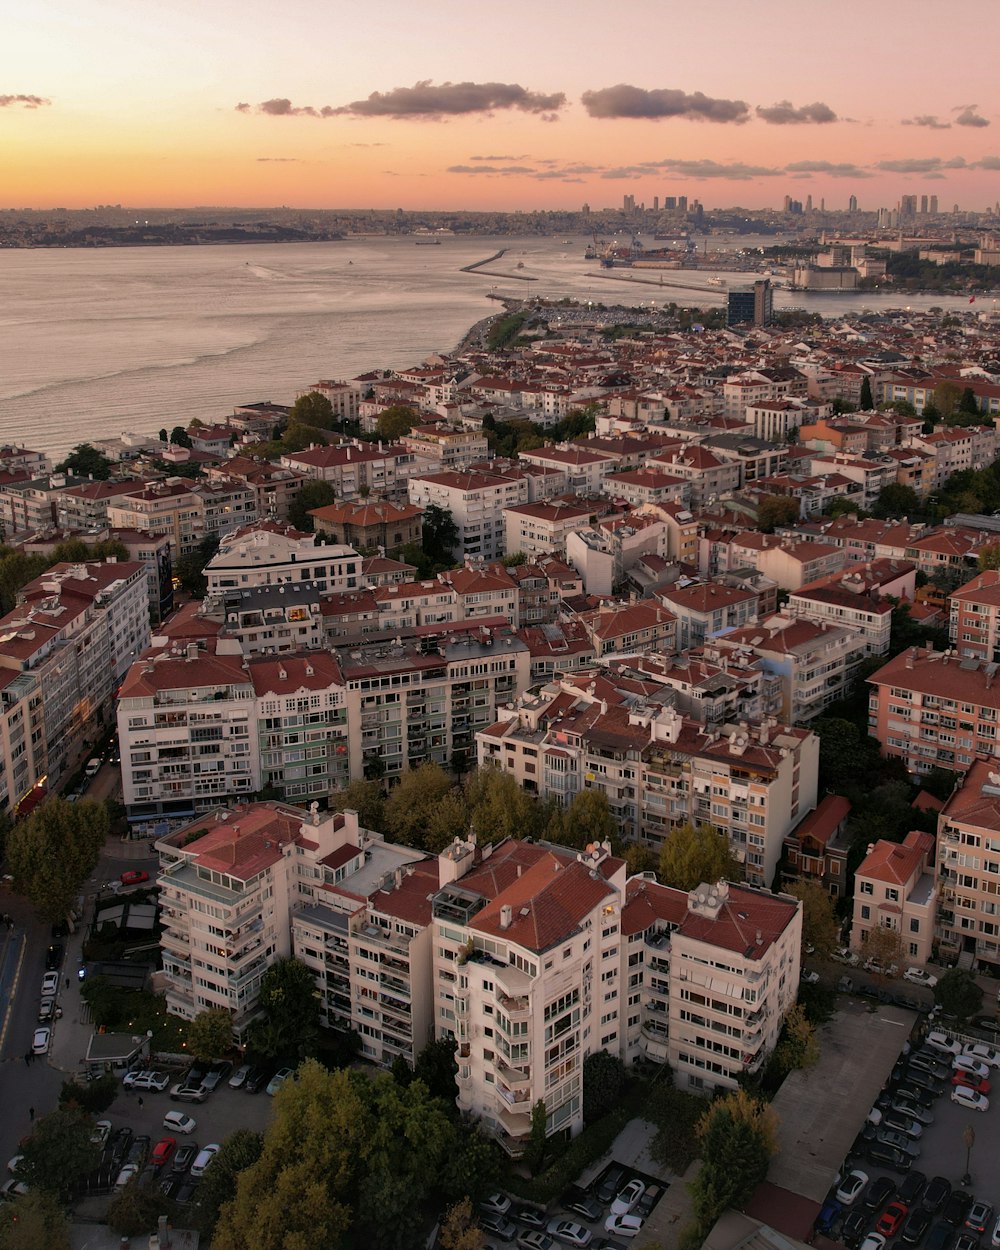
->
[64,977,70,990]
[137,1096,144,1110]
[28,1107,34,1123]
[22,1052,29,1067]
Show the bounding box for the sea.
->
[1,235,996,458]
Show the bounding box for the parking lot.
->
[479,1158,669,1248]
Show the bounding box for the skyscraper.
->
[929,195,938,215]
[848,195,858,213]
[728,279,772,328]
[920,195,928,215]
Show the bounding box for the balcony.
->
[496,1083,531,1109]
[497,1102,533,1137]
[495,1055,530,1087]
[497,991,530,1018]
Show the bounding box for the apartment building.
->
[53,477,151,531]
[604,469,689,509]
[518,446,620,495]
[203,524,362,596]
[716,614,869,724]
[656,581,759,650]
[107,479,258,557]
[400,425,489,471]
[280,442,417,501]
[786,560,915,656]
[935,759,1000,973]
[781,794,851,897]
[0,669,45,819]
[647,447,740,508]
[503,501,593,559]
[728,534,845,592]
[629,649,780,727]
[0,471,91,537]
[950,569,1000,663]
[308,499,423,555]
[868,647,1000,777]
[850,831,936,966]
[408,470,529,561]
[722,368,808,418]
[205,458,307,523]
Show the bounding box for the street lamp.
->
[962,1123,975,1187]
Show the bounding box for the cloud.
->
[235,102,251,113]
[601,157,780,179]
[756,100,838,125]
[875,156,967,173]
[972,155,1000,169]
[0,93,51,108]
[955,105,989,128]
[580,84,749,123]
[784,160,873,178]
[902,115,951,129]
[348,142,386,148]
[470,154,527,161]
[257,157,300,163]
[447,164,538,175]
[331,81,565,118]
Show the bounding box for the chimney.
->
[500,904,513,930]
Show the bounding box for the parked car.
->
[603,1215,643,1240]
[967,1202,994,1235]
[190,1145,220,1179]
[114,1163,139,1191]
[516,1207,549,1231]
[122,1069,147,1088]
[168,1084,208,1104]
[107,1128,133,1168]
[162,1112,197,1136]
[951,1086,990,1112]
[877,1202,910,1237]
[953,1056,992,1080]
[31,1027,50,1055]
[126,1137,151,1169]
[481,1213,518,1241]
[44,945,63,971]
[801,970,820,985]
[40,972,59,997]
[611,1180,646,1217]
[881,1112,922,1139]
[265,1067,294,1096]
[922,1177,952,1215]
[119,870,149,887]
[901,1207,932,1245]
[228,1064,252,1090]
[635,1185,663,1219]
[815,1200,844,1236]
[832,947,860,966]
[875,1128,920,1158]
[518,1234,555,1250]
[243,1066,268,1094]
[90,1121,112,1147]
[943,1192,974,1227]
[956,1234,979,1250]
[991,1212,1000,1249]
[843,1209,870,1249]
[859,1236,886,1250]
[925,1031,963,1056]
[904,968,938,988]
[892,1098,935,1126]
[867,1142,913,1172]
[863,1177,897,1210]
[892,1083,937,1109]
[37,997,60,1023]
[563,1191,603,1223]
[864,957,900,977]
[200,1062,231,1091]
[951,1073,992,1095]
[837,1171,871,1207]
[926,1223,955,1250]
[131,1071,171,1092]
[906,1071,945,1098]
[481,1193,512,1217]
[594,1166,627,1205]
[546,1219,593,1247]
[899,1174,928,1207]
[150,1138,176,1168]
[909,1052,951,1081]
[171,1143,199,1174]
[964,1042,1000,1068]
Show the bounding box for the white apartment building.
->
[935,760,1000,973]
[204,523,361,596]
[408,470,529,561]
[400,425,490,471]
[107,479,258,557]
[504,501,594,560]
[518,446,620,495]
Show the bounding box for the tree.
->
[288,480,337,532]
[463,768,536,846]
[55,443,113,480]
[774,1003,819,1071]
[757,495,800,533]
[813,717,882,792]
[17,1106,100,1201]
[583,1050,627,1125]
[423,504,459,564]
[384,763,457,849]
[860,925,904,979]
[934,968,984,1021]
[659,823,744,892]
[872,482,920,520]
[0,548,51,615]
[524,1099,548,1176]
[979,544,1000,572]
[438,1118,501,1205]
[328,779,386,833]
[623,843,658,877]
[246,959,320,1062]
[786,881,839,956]
[0,1191,70,1250]
[193,1128,263,1237]
[933,380,962,419]
[58,1074,117,1114]
[376,404,419,441]
[560,788,618,850]
[187,1007,233,1061]
[440,1199,486,1250]
[106,1176,180,1238]
[413,1036,458,1103]
[6,798,108,923]
[290,391,336,430]
[689,1090,777,1235]
[959,386,980,416]
[52,537,129,565]
[169,425,193,448]
[859,377,874,411]
[159,427,169,443]
[212,1062,367,1250]
[173,533,219,597]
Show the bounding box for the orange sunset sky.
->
[4,0,1000,213]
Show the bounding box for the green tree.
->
[560,788,618,850]
[169,425,193,448]
[288,479,337,532]
[246,959,320,1062]
[17,1106,100,1201]
[786,881,839,957]
[290,391,336,430]
[55,443,113,480]
[439,1119,501,1205]
[159,427,169,443]
[979,544,1000,572]
[757,495,800,533]
[412,1037,458,1102]
[58,1074,117,1114]
[173,533,219,597]
[860,926,904,979]
[0,548,51,614]
[933,380,962,418]
[423,504,459,564]
[328,779,387,833]
[463,768,536,845]
[583,1050,627,1125]
[383,763,457,849]
[959,386,980,416]
[934,967,984,1021]
[659,823,744,892]
[52,537,129,565]
[813,717,882,792]
[0,1191,71,1250]
[859,377,874,411]
[524,1099,548,1176]
[689,1090,777,1235]
[212,1062,367,1250]
[774,1003,819,1071]
[106,1177,180,1238]
[376,404,419,441]
[187,1007,233,1061]
[7,798,108,923]
[439,1198,486,1250]
[193,1128,264,1237]
[623,843,658,877]
[872,482,921,519]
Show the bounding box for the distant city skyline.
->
[5,0,1000,212]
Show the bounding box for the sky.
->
[4,0,1000,213]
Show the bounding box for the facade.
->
[503,501,594,560]
[786,560,916,656]
[950,569,1000,663]
[850,831,936,966]
[656,581,759,651]
[107,479,258,557]
[408,470,529,562]
[203,524,361,596]
[308,499,423,555]
[781,794,851,897]
[935,760,1000,972]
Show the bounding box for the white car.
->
[228,1064,252,1089]
[162,1111,197,1135]
[480,1192,512,1216]
[951,1085,990,1112]
[6,1156,23,1176]
[965,1042,1000,1068]
[903,968,938,988]
[604,1214,644,1239]
[131,1070,171,1092]
[859,1236,886,1250]
[611,1179,645,1217]
[190,1144,220,1178]
[926,1030,963,1056]
[90,1121,112,1146]
[122,1069,147,1088]
[953,1056,991,1080]
[545,1220,593,1247]
[836,1170,870,1206]
[801,970,820,985]
[114,1163,139,1191]
[832,947,860,966]
[32,1027,50,1055]
[40,972,59,997]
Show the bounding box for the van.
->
[84,759,102,778]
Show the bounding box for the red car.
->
[951,1073,992,1095]
[120,870,150,886]
[150,1137,176,1167]
[876,1202,909,1236]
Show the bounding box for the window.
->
[859,882,873,896]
